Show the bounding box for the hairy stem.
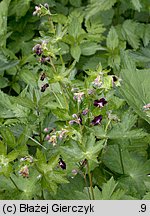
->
[37,109,43,144]
[118,144,125,175]
[87,160,95,200]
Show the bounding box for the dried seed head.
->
[19,165,29,178]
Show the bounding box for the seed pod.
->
[19,165,29,178]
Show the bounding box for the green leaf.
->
[0,59,19,73]
[0,77,9,88]
[86,0,117,19]
[68,17,82,39]
[13,96,35,110]
[10,170,42,199]
[143,192,150,200]
[122,20,140,50]
[0,175,15,191]
[48,174,88,199]
[19,69,37,87]
[0,0,11,47]
[131,0,142,12]
[70,45,81,62]
[83,133,104,161]
[121,50,136,71]
[143,24,150,47]
[103,145,150,176]
[107,26,119,50]
[120,67,150,125]
[60,140,84,162]
[0,127,17,148]
[107,111,148,140]
[69,0,81,7]
[101,177,120,199]
[94,178,125,200]
[52,108,70,120]
[8,0,31,19]
[80,42,101,56]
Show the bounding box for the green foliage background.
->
[0,0,150,200]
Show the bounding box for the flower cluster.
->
[92,74,102,88]
[73,92,84,103]
[71,92,108,126]
[69,114,82,125]
[19,155,34,178]
[44,127,68,146]
[33,41,50,65]
[33,3,50,16]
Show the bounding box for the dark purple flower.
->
[94,98,107,108]
[91,115,102,126]
[59,158,66,170]
[40,72,46,81]
[33,44,43,56]
[112,75,118,82]
[41,83,49,92]
[40,56,50,63]
[78,115,82,125]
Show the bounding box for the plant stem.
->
[84,173,92,200]
[10,176,21,191]
[118,144,125,175]
[87,160,95,200]
[37,109,43,144]
[105,119,111,133]
[51,85,63,108]
[49,56,57,74]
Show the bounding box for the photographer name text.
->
[2,203,95,215]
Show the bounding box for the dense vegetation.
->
[0,0,150,200]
